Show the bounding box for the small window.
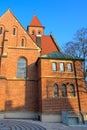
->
[70,84,75,97]
[21,39,24,47]
[13,28,16,35]
[62,84,67,97]
[54,84,59,97]
[0,27,2,34]
[32,31,35,35]
[67,63,72,72]
[60,62,64,72]
[38,31,41,34]
[52,62,57,71]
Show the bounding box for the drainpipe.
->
[73,60,85,124]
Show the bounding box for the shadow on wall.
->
[44,79,78,114]
[5,100,25,111]
[42,78,87,115]
[1,62,39,113]
[0,60,87,124]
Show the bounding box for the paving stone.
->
[0,119,87,130]
[0,128,10,130]
[0,120,46,130]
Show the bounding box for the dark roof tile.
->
[41,51,83,60]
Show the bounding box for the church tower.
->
[27,15,44,36]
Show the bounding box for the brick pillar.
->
[0,76,7,111]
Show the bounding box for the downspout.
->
[73,60,85,124]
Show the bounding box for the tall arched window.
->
[62,84,67,97]
[0,27,2,34]
[17,58,26,78]
[21,39,24,47]
[13,28,16,35]
[54,84,59,97]
[70,84,75,97]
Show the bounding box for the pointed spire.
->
[29,15,43,27]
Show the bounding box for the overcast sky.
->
[0,0,87,49]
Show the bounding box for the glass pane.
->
[17,58,26,78]
[0,27,2,34]
[62,85,67,97]
[70,84,75,97]
[21,39,24,47]
[54,84,58,97]
[52,62,57,71]
[13,28,16,35]
[60,63,64,72]
[68,63,72,72]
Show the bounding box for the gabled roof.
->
[40,51,83,60]
[0,9,41,50]
[41,35,60,55]
[29,15,44,27]
[0,9,27,33]
[30,35,61,55]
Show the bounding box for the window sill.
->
[60,96,76,98]
[52,71,73,73]
[7,78,26,81]
[53,96,76,99]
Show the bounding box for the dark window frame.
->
[62,84,67,97]
[60,62,65,72]
[38,31,41,35]
[21,39,24,47]
[32,30,35,35]
[52,62,57,72]
[67,63,73,72]
[0,27,2,34]
[13,28,16,35]
[70,84,75,97]
[54,84,59,97]
[16,58,26,78]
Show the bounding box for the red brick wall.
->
[38,58,87,114]
[41,35,60,55]
[0,78,7,111]
[5,80,38,112]
[0,10,40,112]
[0,10,87,115]
[28,26,44,35]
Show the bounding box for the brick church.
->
[0,9,87,122]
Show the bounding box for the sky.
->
[0,0,87,49]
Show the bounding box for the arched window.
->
[70,84,75,97]
[54,84,59,97]
[62,84,67,97]
[13,28,16,35]
[21,39,24,47]
[38,31,41,35]
[32,30,35,35]
[0,27,2,34]
[16,58,26,78]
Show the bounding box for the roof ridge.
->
[50,34,61,52]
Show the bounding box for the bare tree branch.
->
[64,28,87,80]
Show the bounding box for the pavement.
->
[0,119,87,130]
